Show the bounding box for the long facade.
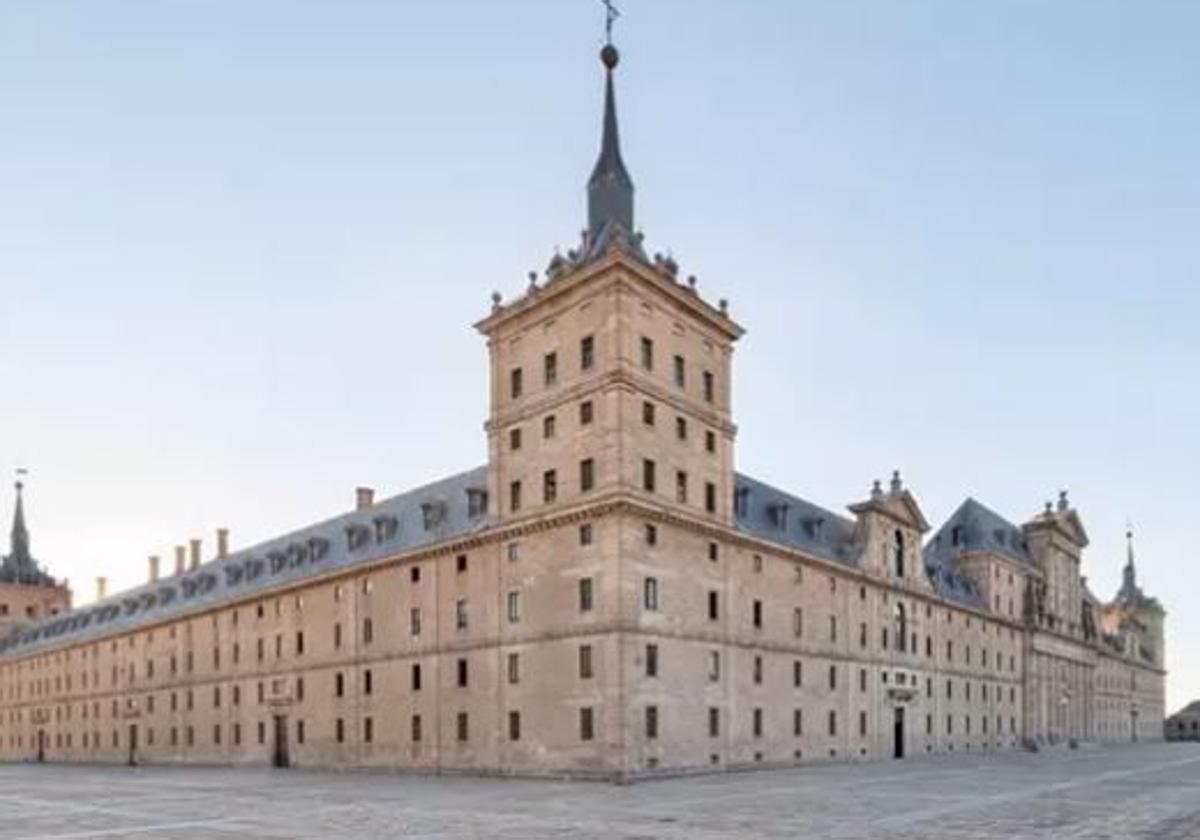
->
[0,42,1166,780]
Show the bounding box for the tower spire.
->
[4,469,34,584]
[1123,522,1137,587]
[587,7,634,241]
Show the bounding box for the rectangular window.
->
[709,707,720,737]
[705,430,716,453]
[643,459,656,492]
[410,608,421,636]
[457,712,469,742]
[644,577,659,611]
[642,400,655,426]
[793,659,803,687]
[510,367,523,399]
[543,469,557,504]
[364,717,374,744]
[335,672,345,697]
[645,643,658,678]
[509,427,521,451]
[579,644,593,679]
[507,652,519,685]
[753,655,763,684]
[579,522,593,545]
[640,337,654,371]
[543,414,556,439]
[296,630,304,656]
[859,668,867,692]
[580,335,594,371]
[645,705,659,739]
[708,591,719,621]
[829,615,837,642]
[510,480,521,513]
[579,400,593,425]
[336,718,345,744]
[579,577,594,612]
[793,607,804,637]
[580,458,595,492]
[676,470,688,503]
[362,618,373,645]
[508,710,521,742]
[333,624,341,650]
[676,416,687,440]
[580,707,594,741]
[794,708,803,736]
[753,707,763,738]
[705,482,716,513]
[828,711,837,736]
[412,663,422,691]
[507,591,520,623]
[673,354,685,388]
[709,650,720,681]
[456,599,468,630]
[645,523,657,545]
[752,599,763,629]
[829,664,837,690]
[544,352,557,387]
[457,658,469,688]
[859,711,867,737]
[412,715,422,742]
[703,371,714,403]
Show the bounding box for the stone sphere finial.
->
[871,479,883,499]
[490,291,502,310]
[718,298,729,315]
[601,44,619,70]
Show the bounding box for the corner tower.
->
[476,40,744,529]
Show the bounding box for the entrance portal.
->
[893,707,905,759]
[128,724,138,766]
[272,714,290,768]
[36,730,45,763]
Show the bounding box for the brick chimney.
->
[148,555,160,583]
[95,576,107,601]
[356,487,375,511]
[174,545,186,576]
[216,528,229,559]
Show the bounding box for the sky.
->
[1,1,1196,712]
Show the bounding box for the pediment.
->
[848,489,930,533]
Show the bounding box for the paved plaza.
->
[0,744,1198,839]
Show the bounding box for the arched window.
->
[894,529,905,577]
[896,603,907,652]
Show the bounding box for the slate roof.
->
[0,466,489,660]
[732,474,857,567]
[924,498,1035,569]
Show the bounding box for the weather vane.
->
[602,0,620,46]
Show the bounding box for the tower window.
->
[543,469,557,504]
[510,481,521,513]
[705,482,716,513]
[640,337,654,371]
[579,400,594,425]
[676,417,687,440]
[703,371,714,403]
[643,459,656,493]
[676,470,688,504]
[673,354,685,388]
[644,577,659,611]
[580,458,595,492]
[543,414,556,439]
[544,352,557,386]
[510,367,522,399]
[705,430,716,453]
[580,335,594,371]
[642,401,655,426]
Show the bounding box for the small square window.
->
[579,400,594,425]
[579,523,593,546]
[509,427,522,451]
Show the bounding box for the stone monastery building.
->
[0,39,1166,780]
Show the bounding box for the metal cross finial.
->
[602,0,621,45]
[14,466,27,490]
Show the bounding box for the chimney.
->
[356,487,375,511]
[216,528,229,560]
[95,576,107,601]
[189,538,201,570]
[148,555,160,583]
[174,545,186,576]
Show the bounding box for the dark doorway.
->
[128,724,138,766]
[893,707,905,759]
[36,730,45,763]
[273,714,290,768]
[1131,711,1139,743]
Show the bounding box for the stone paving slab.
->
[0,743,1198,839]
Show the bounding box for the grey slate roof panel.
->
[924,498,1035,569]
[0,466,490,659]
[732,473,857,567]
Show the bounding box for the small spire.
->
[587,26,635,240]
[890,469,902,494]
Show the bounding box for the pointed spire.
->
[1123,524,1137,588]
[10,477,29,565]
[587,43,635,240]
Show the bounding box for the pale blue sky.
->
[1,2,1196,711]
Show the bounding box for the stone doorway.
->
[36,729,45,763]
[893,707,905,759]
[128,724,139,766]
[272,714,290,768]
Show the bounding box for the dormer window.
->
[803,517,825,540]
[768,502,790,531]
[733,486,750,518]
[421,501,446,531]
[951,525,962,547]
[466,488,488,519]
